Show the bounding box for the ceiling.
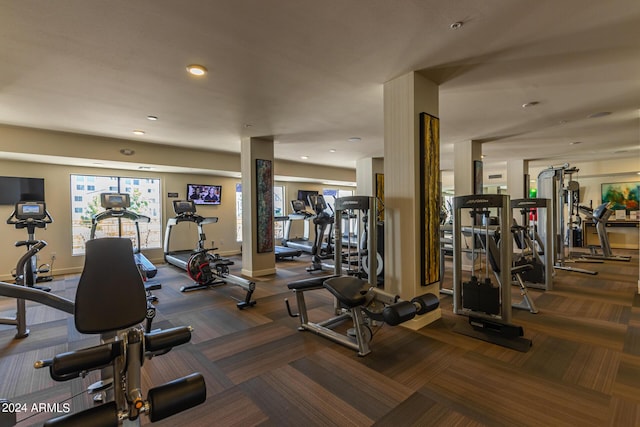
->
[1,1,639,179]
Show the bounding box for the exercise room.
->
[1,2,639,426]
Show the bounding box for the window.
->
[235,183,286,242]
[70,174,161,255]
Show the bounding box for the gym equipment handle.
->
[145,326,193,353]
[147,373,206,422]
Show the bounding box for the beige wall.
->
[0,125,356,280]
[0,160,356,281]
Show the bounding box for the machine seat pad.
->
[323,276,369,308]
[287,275,338,291]
[511,264,534,275]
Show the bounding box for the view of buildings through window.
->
[70,174,161,255]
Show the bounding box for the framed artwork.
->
[256,159,274,253]
[474,160,483,195]
[601,181,639,212]
[375,173,384,221]
[419,112,440,286]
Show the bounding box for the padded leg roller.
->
[411,293,440,315]
[383,301,416,326]
[43,401,118,427]
[148,373,206,422]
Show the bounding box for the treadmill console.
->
[101,193,131,209]
[173,200,197,215]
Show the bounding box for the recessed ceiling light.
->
[588,111,611,118]
[146,115,158,121]
[132,130,145,135]
[244,124,252,128]
[450,21,463,30]
[347,137,361,143]
[186,64,208,76]
[481,155,486,159]
[119,148,135,156]
[522,101,539,108]
[300,156,309,160]
[329,149,336,153]
[569,141,582,145]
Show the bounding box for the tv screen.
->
[0,176,45,205]
[187,184,222,205]
[297,190,318,207]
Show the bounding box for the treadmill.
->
[281,200,316,254]
[274,216,302,260]
[91,193,158,279]
[164,200,220,270]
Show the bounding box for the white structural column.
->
[241,136,276,277]
[507,159,530,199]
[453,140,482,196]
[383,71,441,330]
[356,157,383,197]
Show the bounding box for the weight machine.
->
[511,198,553,290]
[452,194,533,351]
[0,238,205,425]
[537,164,598,275]
[286,196,438,356]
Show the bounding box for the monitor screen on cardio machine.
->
[173,200,197,215]
[16,201,46,219]
[101,193,130,209]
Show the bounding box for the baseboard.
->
[241,267,276,278]
[400,307,442,331]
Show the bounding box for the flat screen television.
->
[187,184,222,205]
[0,176,45,205]
[297,190,318,206]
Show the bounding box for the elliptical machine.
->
[7,200,54,292]
[306,195,335,273]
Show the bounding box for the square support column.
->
[507,159,530,199]
[383,71,441,329]
[241,136,276,277]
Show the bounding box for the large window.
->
[70,175,161,255]
[235,183,285,242]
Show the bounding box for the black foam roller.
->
[43,401,118,427]
[411,293,440,315]
[148,373,206,422]
[383,301,416,326]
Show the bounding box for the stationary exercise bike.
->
[6,200,54,292]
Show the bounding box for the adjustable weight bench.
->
[285,275,439,356]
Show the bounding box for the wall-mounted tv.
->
[187,184,222,205]
[297,190,318,206]
[0,176,45,205]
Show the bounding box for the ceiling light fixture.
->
[119,148,135,156]
[132,130,145,135]
[329,149,336,153]
[588,111,611,118]
[146,115,158,121]
[300,156,309,160]
[522,101,539,108]
[450,21,463,30]
[347,137,361,143]
[186,64,208,76]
